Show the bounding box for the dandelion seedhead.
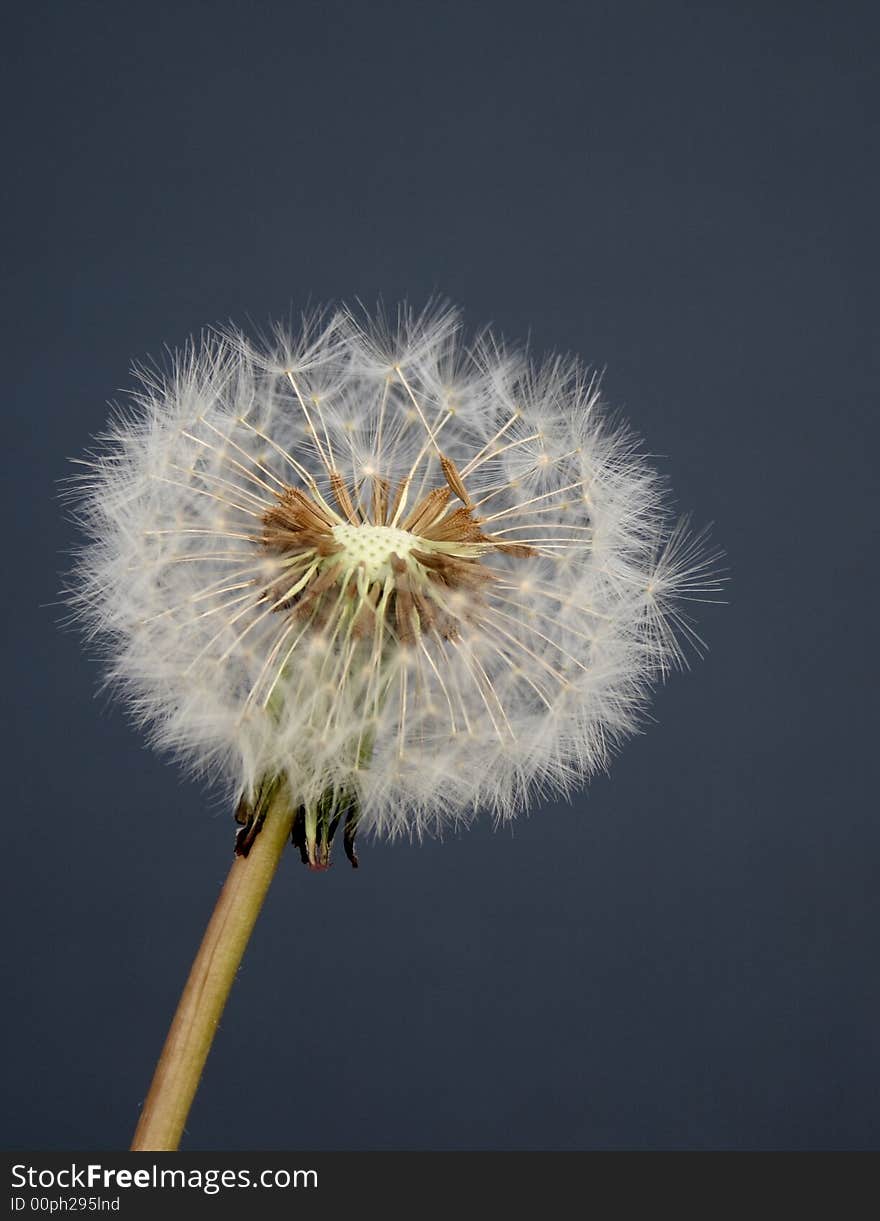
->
[68,304,721,865]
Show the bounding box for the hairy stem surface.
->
[131,792,294,1151]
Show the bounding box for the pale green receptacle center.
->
[331,522,418,580]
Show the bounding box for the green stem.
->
[130,790,295,1151]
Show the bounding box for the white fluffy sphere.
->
[68,304,719,854]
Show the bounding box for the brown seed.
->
[413,591,436,634]
[412,549,497,588]
[387,476,410,524]
[371,475,390,525]
[289,562,343,618]
[395,589,416,644]
[352,601,374,638]
[401,486,451,534]
[279,487,335,530]
[492,541,539,558]
[330,470,360,525]
[420,506,482,542]
[440,454,472,505]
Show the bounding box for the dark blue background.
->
[3,1,877,1149]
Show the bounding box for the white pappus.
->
[67,303,721,866]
